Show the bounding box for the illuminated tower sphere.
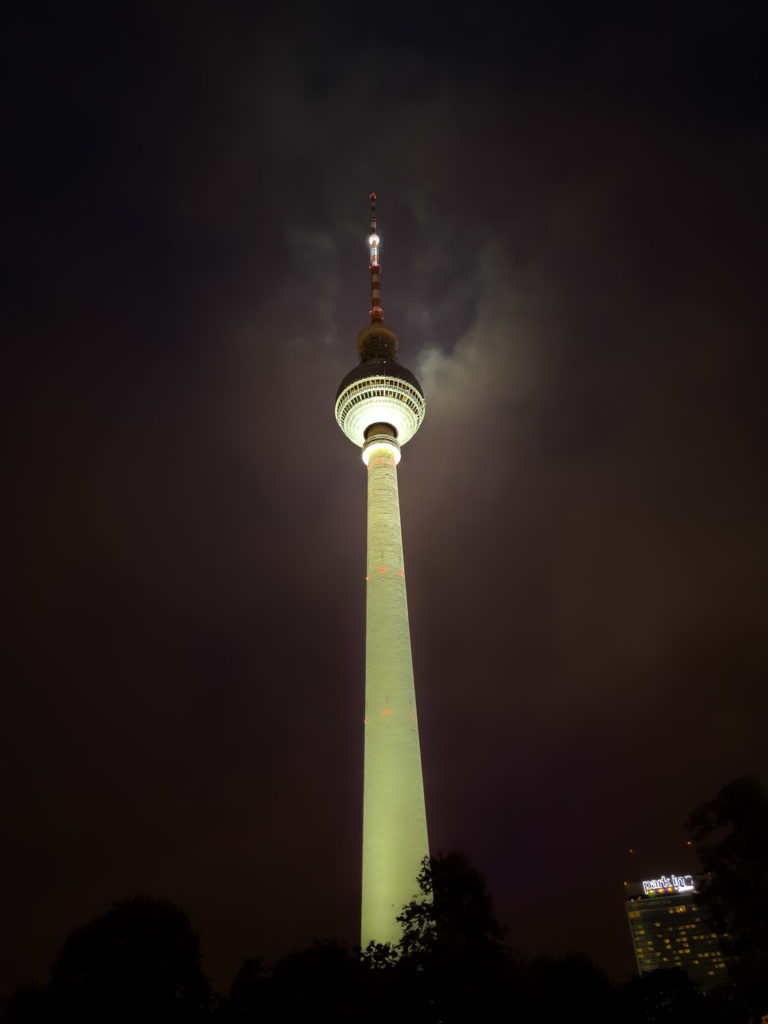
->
[335,194,430,949]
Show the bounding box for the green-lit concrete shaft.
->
[361,440,429,948]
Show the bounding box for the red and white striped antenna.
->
[367,191,383,322]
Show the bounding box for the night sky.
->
[3,0,767,997]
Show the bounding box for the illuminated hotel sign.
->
[642,874,695,896]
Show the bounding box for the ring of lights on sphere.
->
[335,368,426,451]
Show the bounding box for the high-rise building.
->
[335,194,430,949]
[625,873,728,991]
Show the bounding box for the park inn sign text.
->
[642,874,695,895]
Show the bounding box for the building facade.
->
[625,874,728,991]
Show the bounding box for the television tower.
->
[335,194,430,949]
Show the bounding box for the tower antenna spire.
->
[368,191,383,322]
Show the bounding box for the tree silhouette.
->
[386,851,511,1024]
[48,896,212,1023]
[222,942,361,1024]
[217,956,267,1021]
[686,776,768,1013]
[618,967,704,1024]
[263,941,360,1023]
[520,954,615,1024]
[397,851,505,958]
[0,984,51,1024]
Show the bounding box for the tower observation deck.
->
[335,194,430,949]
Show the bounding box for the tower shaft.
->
[336,194,429,950]
[362,440,429,948]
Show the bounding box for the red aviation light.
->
[379,566,387,573]
[383,709,391,716]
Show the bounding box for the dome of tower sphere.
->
[335,358,423,403]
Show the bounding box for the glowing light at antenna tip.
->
[367,192,382,318]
